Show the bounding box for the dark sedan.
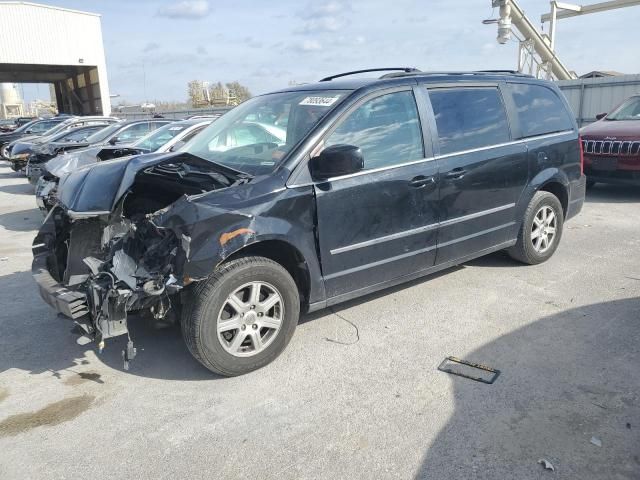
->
[7,116,120,171]
[25,124,111,183]
[0,118,66,158]
[26,119,171,183]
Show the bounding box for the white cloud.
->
[296,39,323,52]
[303,1,347,18]
[143,42,160,53]
[300,16,344,33]
[157,0,210,19]
[296,1,351,34]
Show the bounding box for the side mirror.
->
[595,112,607,120]
[169,140,186,152]
[309,144,364,180]
[25,129,33,134]
[108,136,119,145]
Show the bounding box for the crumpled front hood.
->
[9,139,36,156]
[46,147,102,178]
[581,119,640,139]
[57,151,231,214]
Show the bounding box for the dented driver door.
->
[313,88,440,300]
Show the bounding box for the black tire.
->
[508,191,564,265]
[586,179,596,189]
[181,256,300,376]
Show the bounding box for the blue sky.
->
[18,0,640,104]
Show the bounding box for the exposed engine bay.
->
[33,154,247,369]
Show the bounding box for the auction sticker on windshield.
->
[299,96,340,106]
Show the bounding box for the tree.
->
[209,82,227,105]
[188,80,252,107]
[187,80,205,107]
[226,81,252,104]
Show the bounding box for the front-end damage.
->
[32,152,253,368]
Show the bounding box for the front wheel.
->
[181,256,300,376]
[508,191,564,265]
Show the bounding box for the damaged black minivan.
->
[33,69,586,376]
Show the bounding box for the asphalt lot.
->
[0,161,638,479]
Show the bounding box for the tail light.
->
[578,135,584,175]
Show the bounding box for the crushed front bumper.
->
[32,206,183,367]
[35,177,57,214]
[32,246,90,319]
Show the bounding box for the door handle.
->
[444,168,466,180]
[408,175,435,188]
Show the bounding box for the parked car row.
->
[28,69,586,377]
[0,116,38,132]
[35,118,213,211]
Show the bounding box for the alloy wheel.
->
[531,205,557,254]
[216,281,284,357]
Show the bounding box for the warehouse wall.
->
[0,2,111,115]
[557,74,640,126]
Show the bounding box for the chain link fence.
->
[112,107,233,121]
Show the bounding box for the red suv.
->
[581,95,640,187]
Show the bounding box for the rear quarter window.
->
[428,87,511,155]
[510,83,574,138]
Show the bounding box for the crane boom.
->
[492,0,574,80]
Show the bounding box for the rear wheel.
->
[181,256,300,376]
[508,191,564,265]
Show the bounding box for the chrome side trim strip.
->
[437,222,515,248]
[330,203,515,255]
[324,244,437,280]
[439,203,515,228]
[330,222,439,255]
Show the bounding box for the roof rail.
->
[379,70,535,79]
[320,68,421,82]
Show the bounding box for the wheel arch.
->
[221,239,312,308]
[539,180,568,218]
[522,168,570,218]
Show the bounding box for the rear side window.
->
[510,83,573,138]
[325,90,424,170]
[429,88,510,155]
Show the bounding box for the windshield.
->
[181,90,349,175]
[40,120,78,138]
[84,123,122,143]
[133,122,186,151]
[607,97,640,121]
[16,119,60,134]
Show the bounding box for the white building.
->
[0,82,24,118]
[0,1,111,116]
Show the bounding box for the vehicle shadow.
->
[0,208,42,231]
[585,184,640,204]
[1,265,466,382]
[0,164,22,179]
[462,250,526,268]
[414,297,640,479]
[301,266,464,324]
[0,269,215,381]
[0,182,34,195]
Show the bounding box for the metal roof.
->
[0,1,100,17]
